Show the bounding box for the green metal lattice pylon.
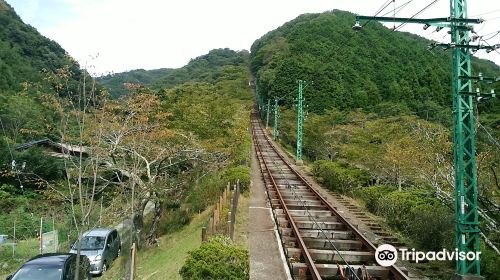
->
[355,0,498,276]
[296,80,304,162]
[266,99,271,129]
[273,98,279,141]
[450,1,480,275]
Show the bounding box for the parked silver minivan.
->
[70,228,121,275]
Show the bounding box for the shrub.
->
[180,236,249,280]
[312,160,370,193]
[376,189,437,231]
[407,204,453,251]
[222,166,250,192]
[155,207,192,236]
[187,174,226,213]
[353,185,395,212]
[481,242,500,279]
[372,188,455,250]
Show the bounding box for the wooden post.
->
[130,242,136,280]
[12,219,16,257]
[39,217,43,254]
[201,227,207,242]
[217,201,221,223]
[208,217,214,234]
[229,180,240,240]
[214,209,219,230]
[223,189,227,206]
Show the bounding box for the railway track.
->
[251,114,410,280]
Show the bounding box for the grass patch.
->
[102,208,211,280]
[233,192,249,247]
[0,238,40,279]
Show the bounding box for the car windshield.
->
[73,236,105,250]
[11,265,62,280]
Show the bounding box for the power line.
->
[470,8,500,18]
[375,0,394,16]
[394,0,441,31]
[363,0,395,27]
[472,30,500,55]
[476,29,500,39]
[483,31,500,41]
[381,0,415,17]
[472,30,500,43]
[484,15,500,21]
[477,122,500,148]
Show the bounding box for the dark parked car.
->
[70,228,121,275]
[6,253,91,280]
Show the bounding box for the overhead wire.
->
[375,0,394,16]
[482,30,500,41]
[381,0,414,17]
[470,8,500,18]
[484,15,500,22]
[472,29,500,55]
[363,0,395,28]
[478,122,500,148]
[394,0,441,31]
[382,0,414,17]
[256,125,362,280]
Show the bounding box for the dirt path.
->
[249,141,290,280]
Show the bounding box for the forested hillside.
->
[251,10,499,117]
[1,2,499,279]
[0,1,93,175]
[251,10,499,279]
[0,3,253,278]
[98,48,250,97]
[0,1,84,93]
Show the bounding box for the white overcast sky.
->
[7,0,500,76]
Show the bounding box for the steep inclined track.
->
[251,114,409,280]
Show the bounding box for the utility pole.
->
[355,1,498,278]
[296,80,304,164]
[256,83,263,119]
[266,99,271,129]
[273,98,279,141]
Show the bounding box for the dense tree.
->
[98,48,250,98]
[250,10,499,116]
[0,2,84,93]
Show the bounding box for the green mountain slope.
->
[0,0,83,93]
[250,10,499,115]
[97,48,250,97]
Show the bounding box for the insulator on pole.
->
[352,21,362,31]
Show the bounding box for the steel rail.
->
[252,120,322,280]
[251,125,295,276]
[264,150,361,280]
[254,116,410,280]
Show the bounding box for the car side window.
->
[107,233,113,245]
